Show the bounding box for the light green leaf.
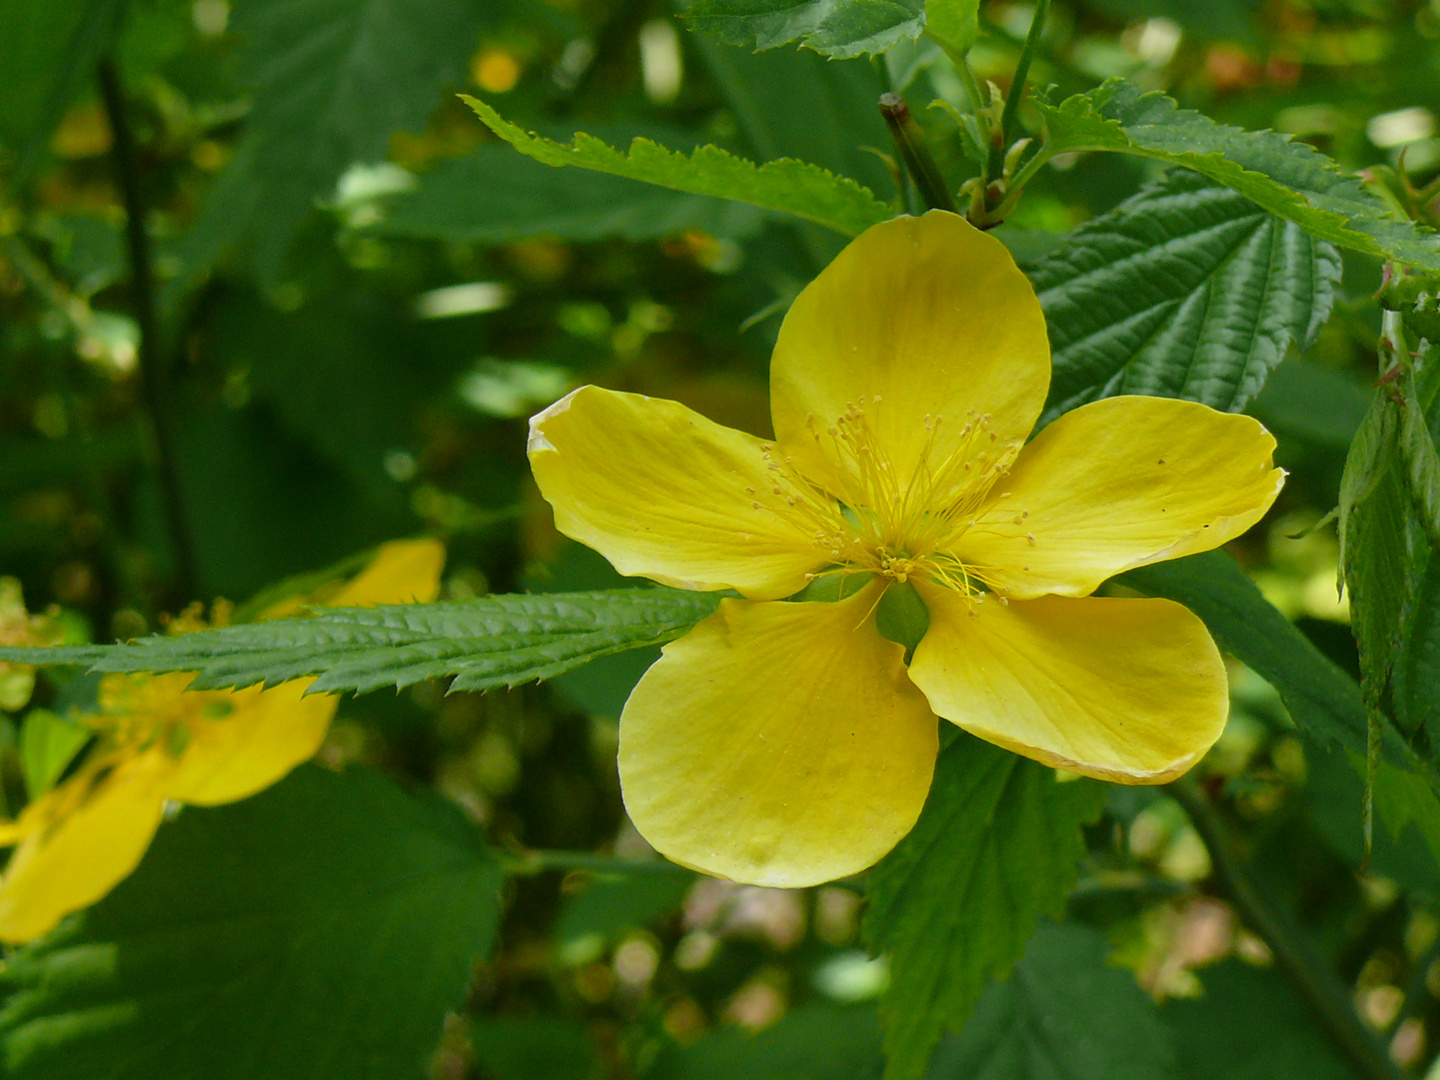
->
[863,732,1106,1080]
[0,589,721,695]
[1121,551,1369,756]
[926,922,1175,1080]
[1035,79,1440,271]
[0,764,504,1080]
[682,0,924,59]
[923,0,979,58]
[1395,558,1440,749]
[18,709,90,799]
[383,142,765,244]
[177,0,497,288]
[1032,170,1340,424]
[463,97,892,239]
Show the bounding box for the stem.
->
[879,93,957,214]
[1170,778,1405,1080]
[988,0,1050,183]
[501,850,693,877]
[97,56,197,600]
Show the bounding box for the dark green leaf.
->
[178,0,495,287]
[1033,170,1340,424]
[384,143,765,244]
[1395,558,1440,749]
[463,97,892,239]
[1247,357,1371,452]
[0,589,722,695]
[683,0,924,59]
[1121,551,1368,756]
[926,921,1175,1080]
[468,1018,602,1080]
[554,872,695,946]
[1035,79,1440,271]
[0,764,504,1080]
[1163,961,1359,1080]
[0,0,126,185]
[864,732,1106,1080]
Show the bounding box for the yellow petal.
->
[530,385,823,600]
[956,396,1283,599]
[618,583,937,887]
[769,211,1049,495]
[907,583,1228,783]
[161,680,337,806]
[0,753,169,943]
[327,538,446,606]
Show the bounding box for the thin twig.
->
[97,56,197,600]
[1169,778,1406,1080]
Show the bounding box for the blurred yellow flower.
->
[528,211,1283,887]
[0,539,445,943]
[0,578,62,713]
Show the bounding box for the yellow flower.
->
[0,538,445,943]
[528,212,1283,888]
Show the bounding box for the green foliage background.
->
[3,0,1440,1078]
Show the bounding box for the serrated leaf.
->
[0,764,504,1080]
[1395,558,1440,749]
[1035,79,1440,271]
[0,589,721,695]
[863,732,1105,1080]
[463,96,892,238]
[1032,170,1340,424]
[17,709,90,799]
[682,0,924,59]
[926,921,1175,1080]
[177,0,496,288]
[383,142,766,244]
[1120,551,1369,756]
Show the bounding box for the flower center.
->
[754,398,1027,598]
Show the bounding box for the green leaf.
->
[682,0,924,58]
[0,0,126,186]
[649,1002,884,1080]
[926,921,1175,1080]
[18,709,90,799]
[463,96,892,239]
[1163,961,1357,1080]
[1395,557,1440,750]
[1035,79,1440,271]
[1247,357,1371,452]
[924,0,979,59]
[554,871,695,948]
[468,1018,602,1080]
[1121,551,1368,756]
[1033,170,1340,424]
[178,0,496,287]
[1338,394,1429,740]
[0,588,721,695]
[383,142,766,244]
[863,732,1106,1080]
[0,764,504,1080]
